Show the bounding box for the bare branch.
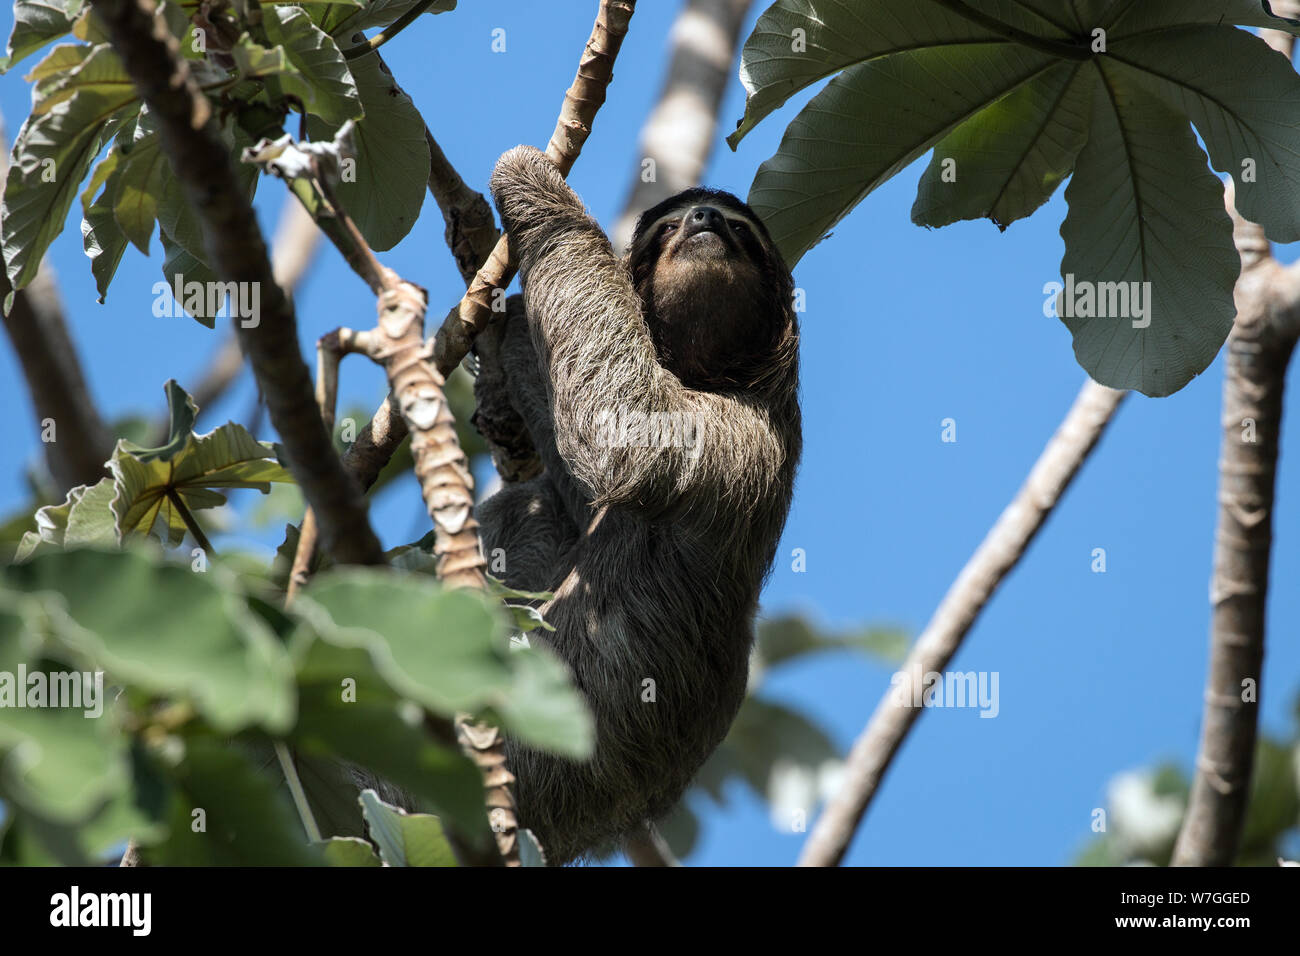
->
[89,0,383,566]
[799,380,1126,867]
[612,0,754,250]
[430,0,637,378]
[425,126,501,287]
[1171,180,1300,866]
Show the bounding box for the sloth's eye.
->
[661,222,679,235]
[730,220,751,235]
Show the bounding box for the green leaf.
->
[359,790,458,867]
[17,477,118,561]
[732,0,1293,394]
[290,634,489,838]
[2,548,296,733]
[912,61,1092,230]
[747,42,1057,265]
[1058,66,1239,397]
[754,614,909,671]
[32,43,135,117]
[108,381,295,546]
[151,737,321,865]
[727,0,1053,150]
[266,6,362,125]
[322,835,382,865]
[1,46,139,292]
[23,41,89,85]
[231,34,292,79]
[702,696,839,828]
[1104,0,1300,38]
[158,231,221,328]
[155,118,258,267]
[110,118,169,254]
[1110,24,1300,243]
[0,595,129,823]
[306,52,427,251]
[298,569,593,756]
[1,0,77,74]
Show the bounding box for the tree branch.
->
[1170,177,1300,865]
[89,0,383,566]
[611,0,754,250]
[799,380,1126,866]
[429,0,637,378]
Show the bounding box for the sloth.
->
[472,145,801,865]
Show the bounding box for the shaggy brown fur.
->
[474,146,801,864]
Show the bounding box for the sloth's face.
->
[627,190,793,391]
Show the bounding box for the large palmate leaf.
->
[731,0,1300,395]
[107,381,294,546]
[305,52,428,251]
[1058,65,1239,397]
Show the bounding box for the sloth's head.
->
[627,189,796,392]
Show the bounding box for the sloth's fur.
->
[473,146,801,864]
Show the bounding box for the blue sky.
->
[3,2,1299,866]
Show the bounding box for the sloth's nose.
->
[683,205,726,237]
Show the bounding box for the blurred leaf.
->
[3,547,296,733]
[289,632,488,839]
[150,736,321,865]
[322,835,382,866]
[298,569,593,757]
[755,614,908,671]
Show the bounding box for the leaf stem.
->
[931,0,1092,60]
[164,487,215,554]
[342,0,441,61]
[275,740,323,843]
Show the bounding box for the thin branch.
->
[275,740,322,843]
[430,0,637,378]
[341,0,441,60]
[90,0,383,567]
[612,0,754,250]
[798,380,1126,867]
